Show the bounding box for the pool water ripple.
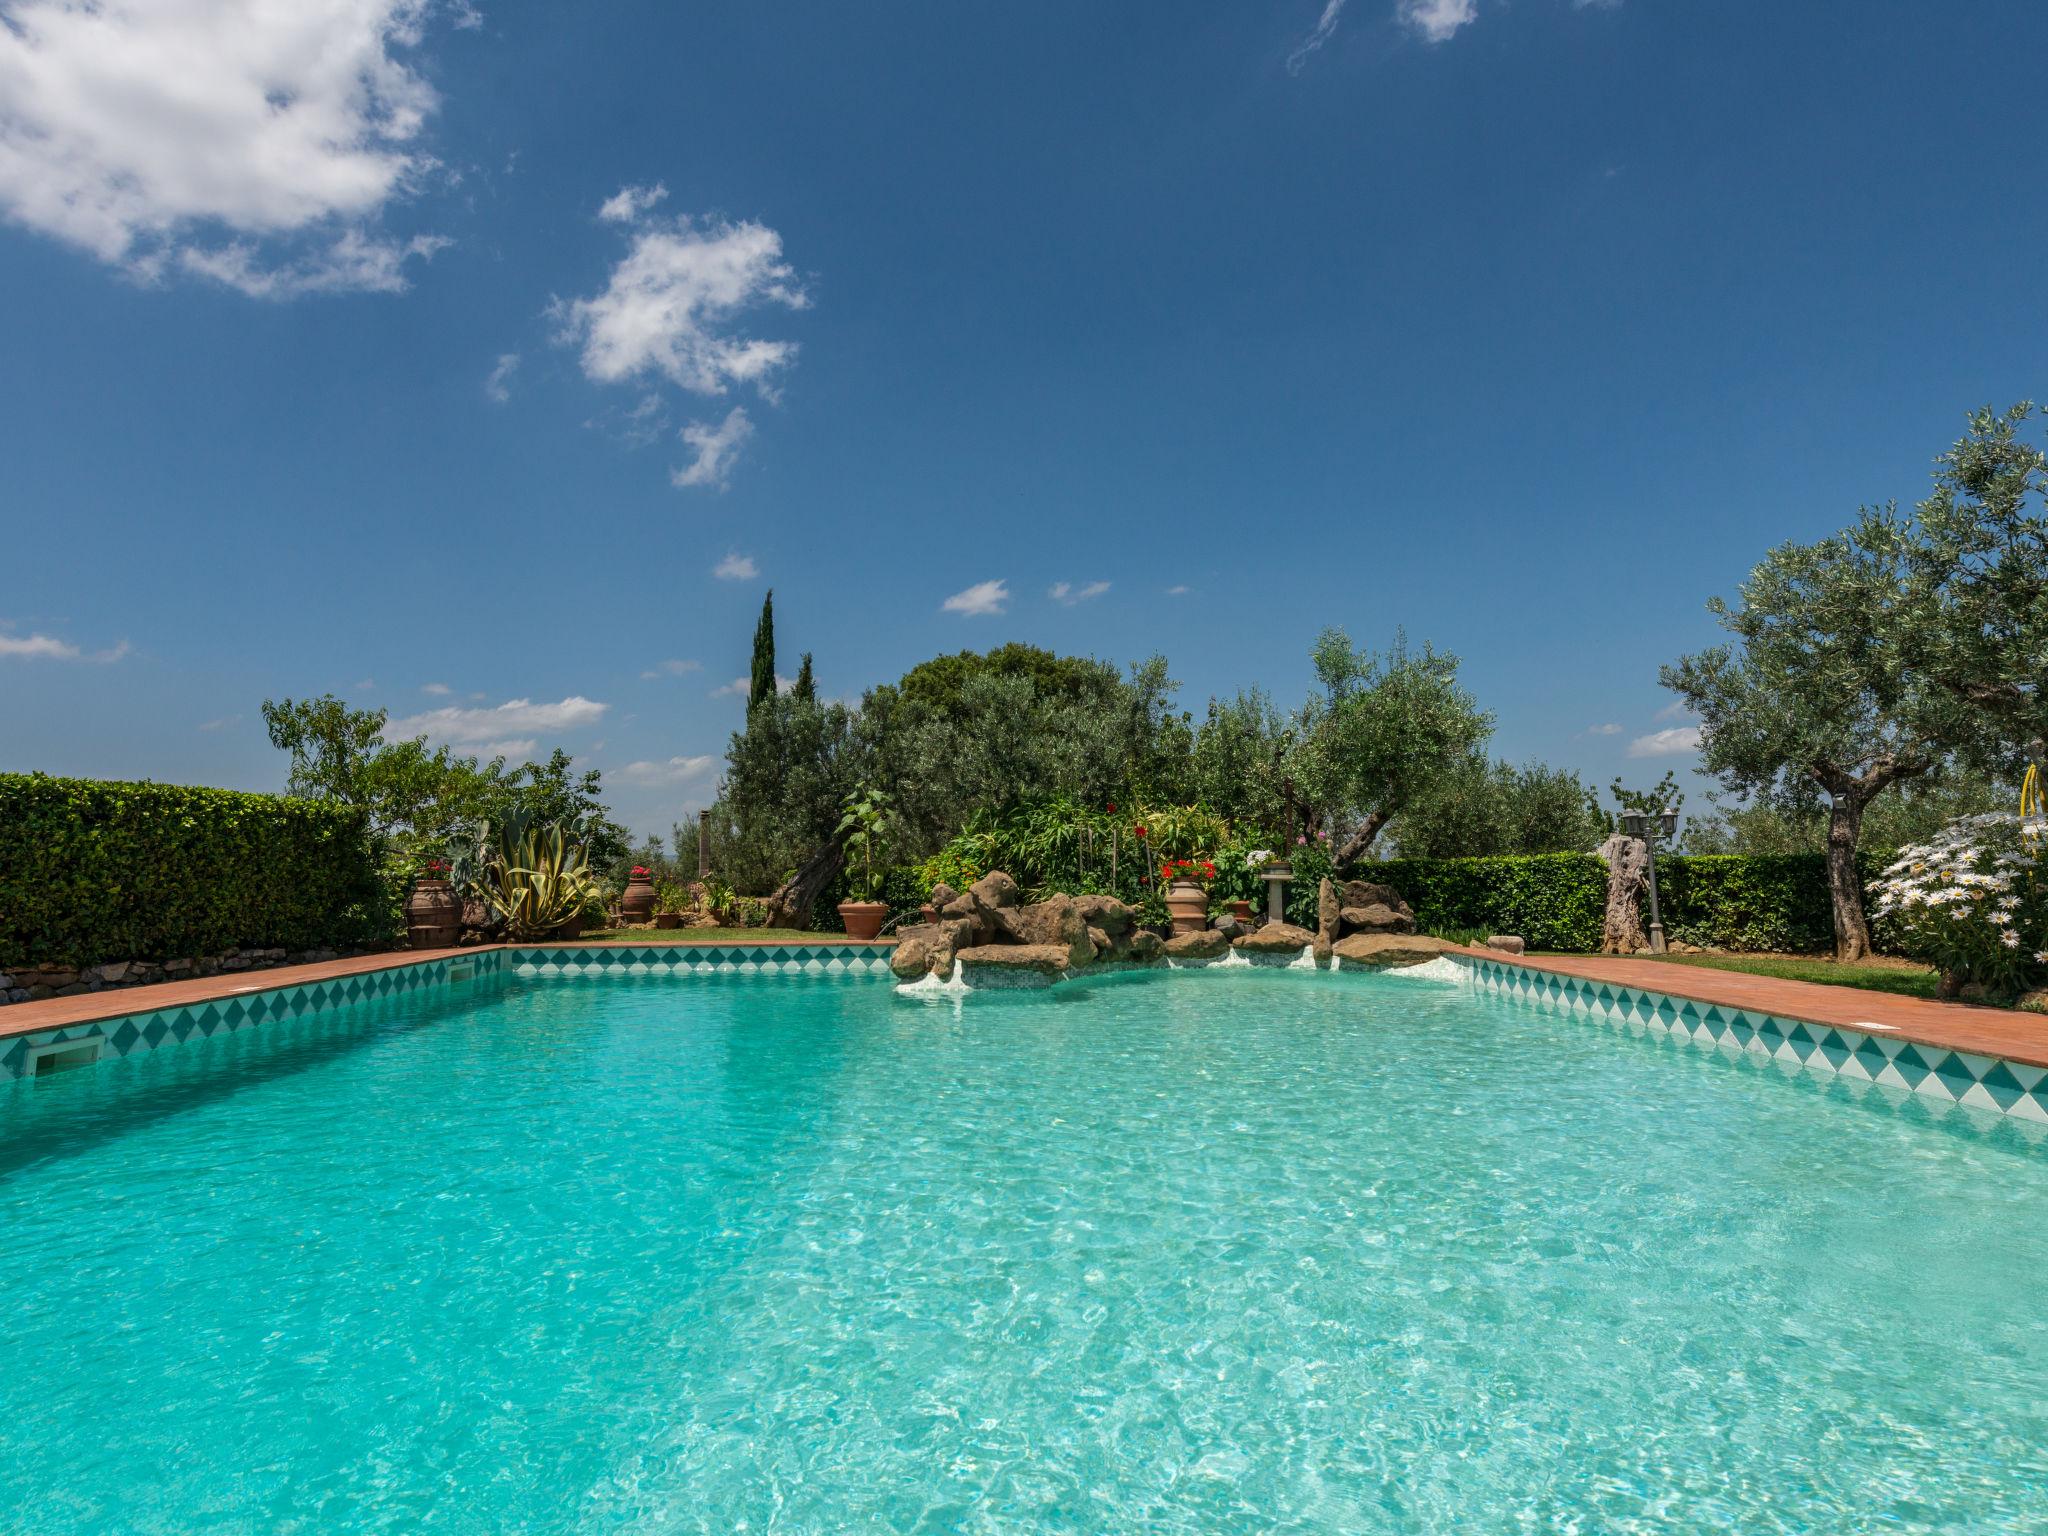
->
[2,969,2045,1533]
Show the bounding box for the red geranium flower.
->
[1106,802,1117,813]
[1135,825,1148,839]
[631,865,651,877]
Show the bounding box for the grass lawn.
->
[1606,950,1942,1001]
[578,926,882,944]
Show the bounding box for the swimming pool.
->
[5,965,2046,1532]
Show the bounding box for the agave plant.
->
[469,812,598,939]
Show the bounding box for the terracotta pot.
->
[1164,880,1210,937]
[1229,899,1254,923]
[654,911,683,930]
[554,911,585,941]
[918,903,940,925]
[621,872,657,925]
[838,900,888,941]
[406,876,461,950]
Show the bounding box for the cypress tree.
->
[793,652,816,703]
[749,590,776,710]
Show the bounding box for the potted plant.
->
[621,864,657,925]
[654,880,687,929]
[835,784,892,941]
[406,858,462,950]
[1159,856,1216,936]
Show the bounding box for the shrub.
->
[0,772,385,969]
[1367,853,1608,950]
[1870,815,2047,995]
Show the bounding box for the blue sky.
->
[4,0,2046,841]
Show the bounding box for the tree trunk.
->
[1825,797,1872,962]
[1333,809,1391,866]
[1597,834,1650,953]
[766,838,845,930]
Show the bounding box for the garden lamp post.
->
[1621,807,1680,955]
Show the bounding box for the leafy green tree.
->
[1663,515,1976,959]
[1295,629,1494,863]
[1187,689,1301,844]
[508,748,631,870]
[262,695,511,846]
[1391,756,1606,858]
[860,645,1186,858]
[1904,403,2048,758]
[1684,773,2010,855]
[708,691,865,898]
[749,589,777,711]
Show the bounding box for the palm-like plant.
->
[469,812,598,939]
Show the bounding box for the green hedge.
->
[1323,850,1892,955]
[0,773,385,969]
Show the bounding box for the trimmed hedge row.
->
[1362,850,1888,954]
[0,773,385,969]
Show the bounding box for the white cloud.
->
[943,579,1009,617]
[552,208,807,398]
[1049,580,1110,606]
[1653,700,1691,722]
[421,681,452,695]
[1585,722,1623,736]
[479,738,536,760]
[1286,0,1348,72]
[713,552,759,581]
[598,182,668,223]
[0,0,457,297]
[1166,584,1190,596]
[0,632,78,659]
[613,754,717,787]
[1399,0,1479,42]
[0,630,126,661]
[484,352,519,404]
[197,714,241,731]
[1627,726,1702,759]
[639,658,702,679]
[384,694,608,748]
[673,406,754,490]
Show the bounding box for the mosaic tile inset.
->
[1455,953,2048,1126]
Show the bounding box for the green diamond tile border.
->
[504,943,894,982]
[0,949,506,1081]
[1452,954,2048,1127]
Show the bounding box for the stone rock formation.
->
[1332,932,1455,969]
[1164,929,1231,960]
[1233,921,1318,954]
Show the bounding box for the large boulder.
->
[1233,921,1318,954]
[1127,930,1166,962]
[967,871,1022,910]
[1074,893,1137,935]
[1332,932,1454,969]
[996,894,1096,967]
[956,944,1072,983]
[890,932,935,980]
[1340,903,1417,935]
[1341,881,1415,917]
[1317,878,1341,946]
[928,882,960,910]
[1164,929,1231,960]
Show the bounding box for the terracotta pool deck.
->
[1453,946,2048,1070]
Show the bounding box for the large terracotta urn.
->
[1164,880,1210,937]
[406,870,461,950]
[838,901,888,941]
[620,868,657,925]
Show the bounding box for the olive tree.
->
[1662,513,1974,959]
[1295,629,1494,864]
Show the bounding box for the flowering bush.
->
[1871,814,2048,996]
[1159,857,1218,888]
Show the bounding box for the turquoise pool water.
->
[4,968,2047,1533]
